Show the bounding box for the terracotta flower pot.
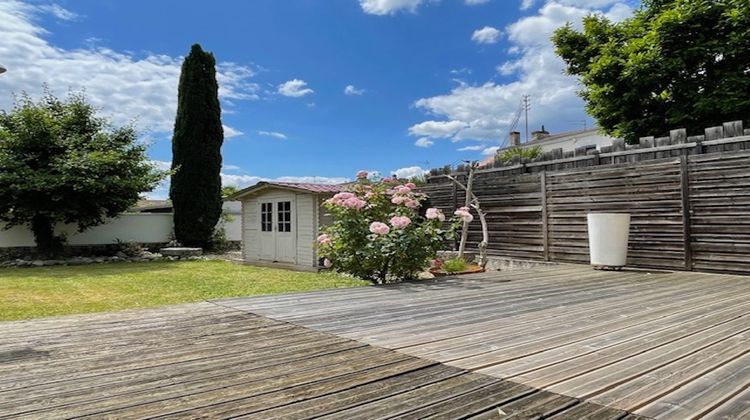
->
[429,264,485,277]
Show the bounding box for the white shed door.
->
[258,199,296,263]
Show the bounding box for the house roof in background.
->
[227,181,346,200]
[479,127,615,167]
[131,199,172,212]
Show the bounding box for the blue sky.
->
[0,0,636,197]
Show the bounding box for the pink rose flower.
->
[426,208,443,220]
[369,222,390,235]
[317,234,332,245]
[391,195,405,205]
[336,192,355,200]
[327,192,357,206]
[382,177,395,184]
[405,182,417,189]
[454,208,474,223]
[390,216,411,229]
[396,185,411,194]
[356,170,368,179]
[343,197,366,209]
[323,258,333,268]
[432,258,443,268]
[404,198,419,209]
[365,191,374,199]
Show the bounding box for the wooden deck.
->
[1,297,637,419]
[222,264,750,419]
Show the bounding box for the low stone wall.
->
[0,243,169,261]
[482,256,558,272]
[437,250,558,272]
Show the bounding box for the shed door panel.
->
[258,201,275,260]
[274,200,296,263]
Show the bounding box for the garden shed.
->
[228,181,344,271]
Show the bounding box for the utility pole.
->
[522,95,531,143]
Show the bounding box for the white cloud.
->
[277,79,314,97]
[150,160,172,171]
[414,137,434,148]
[223,125,244,138]
[0,1,259,135]
[520,0,536,9]
[344,84,365,96]
[34,4,78,20]
[556,0,624,7]
[481,146,500,155]
[359,0,488,15]
[471,26,501,44]
[450,68,473,75]
[359,0,423,15]
[392,166,427,179]
[457,145,484,151]
[409,1,633,146]
[408,120,468,139]
[220,174,349,189]
[146,159,349,198]
[258,130,287,140]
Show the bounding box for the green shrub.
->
[317,173,463,283]
[441,258,467,273]
[497,145,542,164]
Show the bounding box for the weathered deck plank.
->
[224,264,750,418]
[0,287,629,419]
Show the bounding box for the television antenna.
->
[507,95,531,144]
[568,119,588,130]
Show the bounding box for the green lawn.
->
[0,260,369,321]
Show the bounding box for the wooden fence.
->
[423,121,750,274]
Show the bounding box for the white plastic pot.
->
[587,213,631,268]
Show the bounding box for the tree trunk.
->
[478,208,489,269]
[457,166,475,260]
[31,214,58,257]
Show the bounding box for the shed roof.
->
[227,181,347,200]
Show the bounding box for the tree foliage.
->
[0,91,165,255]
[552,0,750,142]
[497,145,542,164]
[170,44,224,248]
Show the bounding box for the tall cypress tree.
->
[170,44,224,248]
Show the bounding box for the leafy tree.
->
[170,44,224,248]
[497,145,542,164]
[221,185,239,198]
[552,0,750,142]
[0,91,165,255]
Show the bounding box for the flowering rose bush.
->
[317,173,463,283]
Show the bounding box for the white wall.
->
[534,131,618,153]
[0,202,243,248]
[223,201,242,242]
[0,214,173,248]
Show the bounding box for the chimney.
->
[531,125,550,141]
[509,131,521,146]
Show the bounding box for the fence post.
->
[540,170,549,261]
[679,155,693,270]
